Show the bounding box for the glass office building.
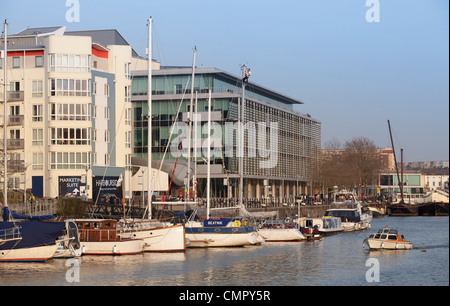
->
[131,67,321,201]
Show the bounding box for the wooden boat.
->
[74,219,143,255]
[363,227,412,250]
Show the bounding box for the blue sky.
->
[1,0,448,162]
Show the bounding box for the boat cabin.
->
[368,228,406,242]
[75,220,119,242]
[325,209,361,223]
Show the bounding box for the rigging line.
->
[142,76,191,218]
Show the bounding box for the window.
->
[13,57,20,68]
[125,62,131,80]
[32,105,43,121]
[50,103,90,121]
[125,108,131,125]
[105,130,110,143]
[125,131,131,148]
[50,78,91,97]
[50,127,91,145]
[32,129,43,146]
[10,105,19,116]
[10,81,20,92]
[35,56,43,67]
[105,107,110,120]
[125,86,131,102]
[104,84,109,97]
[93,82,97,95]
[50,152,90,169]
[32,80,43,98]
[33,153,43,170]
[49,54,91,72]
[105,153,110,166]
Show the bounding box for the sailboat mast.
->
[147,17,153,219]
[186,47,197,201]
[207,89,211,218]
[3,20,7,208]
[387,120,404,204]
[239,65,246,206]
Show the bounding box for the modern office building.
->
[1,26,166,201]
[131,67,322,202]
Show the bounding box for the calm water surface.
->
[1,216,448,286]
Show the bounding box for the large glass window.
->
[50,103,91,121]
[49,54,91,72]
[50,127,91,145]
[50,78,91,97]
[50,152,90,169]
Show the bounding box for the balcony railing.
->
[0,91,25,102]
[8,115,24,126]
[0,139,25,150]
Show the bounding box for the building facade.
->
[1,27,137,201]
[131,67,322,202]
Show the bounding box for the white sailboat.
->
[116,18,186,252]
[184,85,258,247]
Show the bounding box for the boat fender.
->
[381,242,384,249]
[234,220,241,228]
[113,244,117,255]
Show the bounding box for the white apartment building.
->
[0,26,158,201]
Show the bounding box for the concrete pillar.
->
[279,181,284,203]
[256,180,261,199]
[247,179,253,199]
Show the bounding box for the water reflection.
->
[1,217,448,286]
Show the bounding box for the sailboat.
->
[184,88,258,247]
[1,21,70,262]
[116,18,186,252]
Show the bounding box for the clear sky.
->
[1,0,448,162]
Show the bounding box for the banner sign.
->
[59,176,86,197]
[92,176,122,205]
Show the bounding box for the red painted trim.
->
[7,50,44,57]
[92,47,108,59]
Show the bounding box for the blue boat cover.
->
[0,220,65,250]
[2,206,55,222]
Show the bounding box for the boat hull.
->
[258,228,304,242]
[185,227,257,247]
[0,244,58,262]
[366,238,412,250]
[80,239,143,255]
[119,224,186,252]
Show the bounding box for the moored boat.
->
[0,221,66,262]
[118,220,186,252]
[363,227,412,250]
[185,216,258,248]
[258,219,305,242]
[74,219,143,255]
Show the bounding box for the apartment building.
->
[1,26,137,201]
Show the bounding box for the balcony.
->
[8,115,24,126]
[0,139,25,150]
[0,91,25,102]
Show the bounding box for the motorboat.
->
[363,227,412,250]
[258,219,305,242]
[325,193,372,231]
[74,219,144,255]
[117,219,186,252]
[296,216,343,237]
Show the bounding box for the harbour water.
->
[1,216,448,286]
